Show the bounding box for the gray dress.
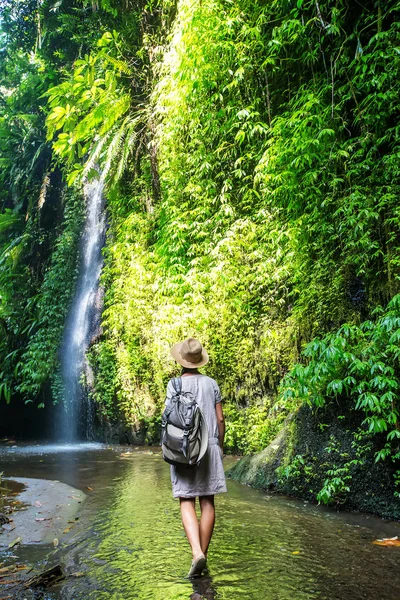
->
[166,374,227,498]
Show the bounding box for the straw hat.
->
[170,338,209,368]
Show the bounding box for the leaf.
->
[97,31,113,47]
[372,536,400,547]
[47,106,66,121]
[8,536,22,548]
[62,526,73,534]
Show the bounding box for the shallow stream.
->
[1,443,399,599]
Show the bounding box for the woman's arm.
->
[216,402,225,452]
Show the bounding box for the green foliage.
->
[45,30,142,186]
[85,0,400,464]
[277,454,316,490]
[317,461,360,506]
[0,0,149,405]
[224,402,274,454]
[87,340,118,419]
[276,428,373,506]
[2,0,400,514]
[280,295,400,500]
[0,208,31,403]
[17,190,84,401]
[315,433,366,505]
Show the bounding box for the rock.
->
[0,512,10,525]
[227,417,293,490]
[24,564,64,589]
[0,478,86,546]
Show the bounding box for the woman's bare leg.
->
[199,495,215,556]
[179,498,204,560]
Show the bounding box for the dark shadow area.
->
[191,574,217,600]
[0,393,58,441]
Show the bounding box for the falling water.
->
[60,176,106,441]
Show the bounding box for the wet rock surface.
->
[0,477,85,546]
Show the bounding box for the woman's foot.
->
[187,554,207,578]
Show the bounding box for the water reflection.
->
[0,447,399,600]
[0,442,105,455]
[191,574,217,600]
[62,452,400,600]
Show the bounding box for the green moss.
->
[228,418,295,490]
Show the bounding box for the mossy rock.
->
[227,418,294,490]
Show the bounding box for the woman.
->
[166,338,227,578]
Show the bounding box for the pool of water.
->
[0,444,399,599]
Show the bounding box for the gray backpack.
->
[161,377,208,467]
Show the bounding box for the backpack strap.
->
[163,377,182,421]
[171,376,182,395]
[182,403,194,458]
[162,377,182,425]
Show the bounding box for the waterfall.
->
[60,176,106,441]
